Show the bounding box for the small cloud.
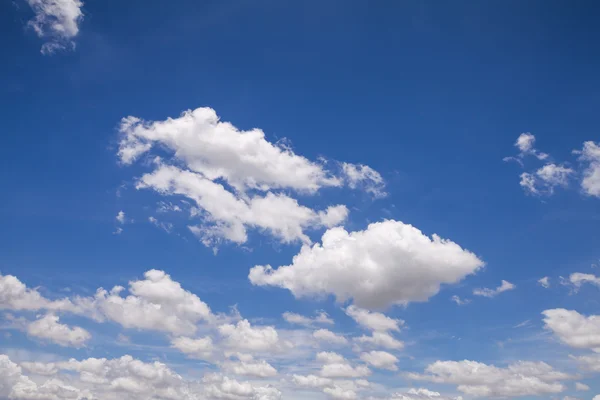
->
[451,295,470,306]
[116,211,126,224]
[473,280,516,298]
[112,227,123,235]
[538,276,550,288]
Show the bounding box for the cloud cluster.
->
[409,360,572,397]
[25,0,84,54]
[249,220,484,309]
[117,107,385,247]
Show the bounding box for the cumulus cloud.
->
[1,353,203,400]
[510,133,549,161]
[359,351,398,371]
[222,359,278,378]
[203,373,281,400]
[292,374,333,389]
[345,305,403,332]
[117,107,384,246]
[74,269,213,335]
[138,164,348,246]
[575,382,590,391]
[170,336,214,360]
[25,0,84,54]
[569,272,600,290]
[519,164,574,195]
[316,351,371,378]
[355,331,404,350]
[472,280,515,298]
[218,319,284,353]
[385,388,463,400]
[116,210,126,224]
[575,141,600,197]
[282,311,334,327]
[0,273,75,312]
[249,220,484,309]
[341,163,386,198]
[27,314,90,348]
[542,309,600,351]
[572,353,600,372]
[313,329,348,346]
[409,360,572,397]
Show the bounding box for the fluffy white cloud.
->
[218,319,284,353]
[409,360,572,397]
[27,314,90,348]
[472,280,515,298]
[171,336,214,360]
[386,388,463,400]
[313,329,348,345]
[572,353,600,372]
[203,373,281,400]
[116,210,126,224]
[1,353,203,400]
[118,108,343,192]
[25,0,84,54]
[513,133,549,160]
[282,311,334,327]
[138,164,347,245]
[341,163,386,198]
[249,220,484,309]
[355,331,404,350]
[359,351,398,371]
[292,374,333,389]
[222,359,277,378]
[324,385,358,399]
[0,273,74,312]
[20,361,58,376]
[538,276,550,288]
[575,382,590,391]
[77,269,213,335]
[569,272,600,289]
[345,305,402,332]
[576,141,600,197]
[520,164,574,195]
[543,309,600,351]
[316,352,371,378]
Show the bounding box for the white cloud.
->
[116,210,126,224]
[576,141,600,197]
[572,353,600,372]
[282,311,334,327]
[409,360,572,397]
[76,269,213,335]
[450,295,470,305]
[542,309,600,351]
[313,329,348,345]
[575,382,590,391]
[316,352,371,378]
[25,0,84,54]
[1,353,204,400]
[148,215,174,233]
[345,305,402,332]
[203,373,281,400]
[324,385,358,399]
[538,276,550,288]
[513,133,549,160]
[218,319,283,353]
[386,388,463,400]
[0,273,75,312]
[222,359,277,378]
[359,351,398,371]
[569,272,600,289]
[170,336,214,360]
[20,361,58,376]
[355,331,404,350]
[27,314,90,348]
[249,220,484,309]
[341,163,386,198]
[138,164,348,246]
[520,164,574,195]
[118,107,343,193]
[292,374,333,389]
[473,280,515,298]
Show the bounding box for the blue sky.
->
[1,1,600,399]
